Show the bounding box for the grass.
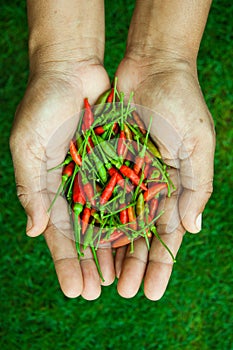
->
[0,1,232,349]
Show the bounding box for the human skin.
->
[115,0,215,300]
[10,0,115,300]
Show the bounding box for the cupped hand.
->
[10,62,115,299]
[115,55,215,300]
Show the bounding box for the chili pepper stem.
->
[151,226,176,263]
[91,245,105,282]
[47,177,67,213]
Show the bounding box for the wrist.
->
[29,38,104,75]
[27,0,105,75]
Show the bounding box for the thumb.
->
[10,135,50,237]
[178,125,215,233]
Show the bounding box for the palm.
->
[11,64,115,299]
[115,58,215,300]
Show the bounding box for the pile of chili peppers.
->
[48,84,175,281]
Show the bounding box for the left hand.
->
[114,54,215,300]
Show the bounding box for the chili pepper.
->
[95,88,112,105]
[119,203,129,224]
[62,161,75,178]
[119,165,147,191]
[73,173,86,205]
[144,152,153,164]
[83,219,95,249]
[94,122,117,136]
[86,136,94,153]
[149,198,159,218]
[106,88,114,103]
[132,110,146,135]
[80,171,96,206]
[82,97,94,131]
[123,123,133,140]
[140,136,161,159]
[69,140,82,166]
[94,126,105,135]
[48,155,72,172]
[96,135,119,160]
[136,193,145,219]
[99,172,118,205]
[73,212,83,256]
[133,156,144,175]
[127,206,137,231]
[47,162,75,212]
[144,163,151,179]
[88,149,108,184]
[108,167,133,192]
[112,234,130,248]
[100,229,124,244]
[76,132,84,155]
[117,130,127,157]
[81,206,91,235]
[144,183,167,202]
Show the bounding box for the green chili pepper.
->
[123,123,133,141]
[94,89,112,116]
[136,193,145,223]
[90,151,108,183]
[83,220,95,250]
[140,136,161,159]
[96,136,118,159]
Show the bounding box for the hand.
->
[114,54,215,300]
[10,62,115,299]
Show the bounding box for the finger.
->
[115,246,127,278]
[97,247,115,286]
[117,238,148,298]
[178,123,215,233]
[44,221,83,298]
[80,247,102,300]
[144,225,185,301]
[144,177,185,300]
[10,133,50,237]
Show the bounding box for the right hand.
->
[10,61,115,299]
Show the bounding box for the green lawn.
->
[0,1,232,349]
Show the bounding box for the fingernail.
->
[26,216,33,233]
[195,213,202,232]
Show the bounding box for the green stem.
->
[91,245,105,282]
[151,226,176,263]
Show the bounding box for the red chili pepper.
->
[133,155,144,175]
[62,161,75,179]
[100,229,123,244]
[69,140,82,166]
[82,97,94,131]
[144,151,153,164]
[144,183,167,202]
[144,163,151,179]
[94,126,105,135]
[106,88,114,103]
[100,172,118,205]
[80,171,96,206]
[119,204,129,224]
[86,136,94,153]
[127,206,137,231]
[112,234,130,248]
[149,198,159,218]
[119,165,147,191]
[81,207,91,235]
[132,110,146,135]
[73,174,86,205]
[117,130,127,158]
[108,167,133,192]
